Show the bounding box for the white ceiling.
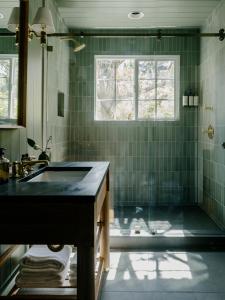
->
[55,0,221,29]
[0,1,18,29]
[0,0,221,30]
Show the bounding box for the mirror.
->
[0,2,19,127]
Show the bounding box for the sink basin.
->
[27,170,90,183]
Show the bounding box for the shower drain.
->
[151,228,157,235]
[134,226,157,235]
[134,225,141,234]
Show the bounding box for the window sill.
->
[0,125,24,129]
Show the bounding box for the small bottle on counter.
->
[0,148,10,184]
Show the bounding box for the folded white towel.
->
[15,280,65,288]
[20,245,72,272]
[16,256,70,288]
[70,252,77,271]
[69,272,77,279]
[69,270,77,287]
[69,278,77,287]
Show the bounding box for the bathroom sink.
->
[25,168,91,183]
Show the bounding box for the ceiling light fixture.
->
[7,6,55,47]
[128,11,144,20]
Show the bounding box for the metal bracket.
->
[219,29,225,41]
[157,29,162,41]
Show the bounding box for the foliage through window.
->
[95,56,179,121]
[0,55,18,121]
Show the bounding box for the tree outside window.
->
[95,55,179,121]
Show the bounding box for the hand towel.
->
[16,256,70,288]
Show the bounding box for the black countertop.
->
[0,161,109,199]
[0,161,110,244]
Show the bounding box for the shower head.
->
[60,37,86,52]
[74,41,86,52]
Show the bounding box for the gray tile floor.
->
[111,206,224,236]
[100,251,225,300]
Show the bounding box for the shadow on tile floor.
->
[100,251,225,300]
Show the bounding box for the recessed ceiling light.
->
[128,11,144,20]
[0,12,4,19]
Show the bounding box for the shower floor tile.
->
[110,206,224,236]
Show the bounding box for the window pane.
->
[0,60,10,78]
[0,99,9,118]
[115,101,135,120]
[157,80,174,100]
[116,59,134,81]
[116,81,134,100]
[96,60,114,79]
[11,59,18,119]
[157,61,174,79]
[0,77,9,99]
[138,61,155,79]
[156,100,174,119]
[97,80,115,100]
[96,100,115,120]
[139,80,155,100]
[138,101,155,119]
[95,56,179,121]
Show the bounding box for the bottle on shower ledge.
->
[188,88,194,106]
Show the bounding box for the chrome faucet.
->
[12,160,49,178]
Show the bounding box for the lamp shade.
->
[7,7,20,32]
[31,7,55,34]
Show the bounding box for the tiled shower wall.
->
[69,30,199,207]
[198,0,225,228]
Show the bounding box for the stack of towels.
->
[16,245,72,288]
[68,252,77,286]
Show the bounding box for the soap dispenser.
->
[0,148,10,184]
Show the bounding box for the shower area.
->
[69,29,225,246]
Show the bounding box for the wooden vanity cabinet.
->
[0,169,110,300]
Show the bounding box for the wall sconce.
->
[7,7,20,46]
[7,6,55,47]
[31,7,55,46]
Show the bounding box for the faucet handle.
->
[12,161,25,178]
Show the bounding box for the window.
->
[0,55,18,121]
[95,55,180,121]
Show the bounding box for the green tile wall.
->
[69,29,200,206]
[0,30,18,55]
[198,0,225,228]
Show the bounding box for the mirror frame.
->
[18,0,29,127]
[0,0,29,128]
